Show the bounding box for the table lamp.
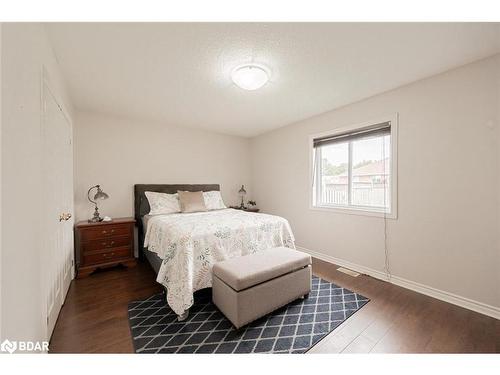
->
[87,184,109,222]
[238,185,247,209]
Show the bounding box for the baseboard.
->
[297,246,500,320]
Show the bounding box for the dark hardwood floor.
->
[309,259,499,353]
[49,258,500,353]
[49,262,162,353]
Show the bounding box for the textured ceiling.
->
[46,23,500,137]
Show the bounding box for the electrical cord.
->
[382,134,391,281]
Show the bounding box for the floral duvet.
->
[144,208,295,315]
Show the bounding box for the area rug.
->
[127,276,369,354]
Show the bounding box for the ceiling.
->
[46,23,500,137]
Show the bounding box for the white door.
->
[60,105,74,299]
[42,78,74,339]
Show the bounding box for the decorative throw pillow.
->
[178,191,208,213]
[203,191,227,210]
[145,191,181,215]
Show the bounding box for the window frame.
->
[309,114,398,219]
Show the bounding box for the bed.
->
[134,184,295,318]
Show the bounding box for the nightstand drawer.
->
[83,247,131,265]
[82,236,131,253]
[81,225,131,241]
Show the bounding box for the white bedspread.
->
[144,208,295,315]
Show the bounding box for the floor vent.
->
[336,267,361,277]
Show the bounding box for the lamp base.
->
[88,206,103,223]
[239,196,246,209]
[88,217,104,223]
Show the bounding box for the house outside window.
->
[310,115,398,218]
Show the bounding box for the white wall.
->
[251,55,500,311]
[73,111,252,222]
[1,24,73,342]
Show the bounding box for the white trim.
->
[298,246,500,320]
[310,205,395,219]
[308,113,398,219]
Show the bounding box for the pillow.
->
[145,191,180,215]
[203,191,227,210]
[178,191,208,213]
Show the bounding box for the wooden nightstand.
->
[75,217,137,278]
[229,206,260,213]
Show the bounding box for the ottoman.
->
[212,247,312,329]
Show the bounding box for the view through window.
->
[312,122,393,215]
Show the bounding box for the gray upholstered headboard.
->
[134,184,220,221]
[134,184,220,260]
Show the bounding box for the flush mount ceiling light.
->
[231,64,270,91]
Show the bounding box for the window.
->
[310,116,397,218]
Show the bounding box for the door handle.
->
[59,213,72,222]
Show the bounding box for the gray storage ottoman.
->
[212,247,312,329]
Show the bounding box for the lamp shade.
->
[238,185,247,196]
[93,186,109,200]
[231,64,269,91]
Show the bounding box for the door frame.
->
[40,65,74,341]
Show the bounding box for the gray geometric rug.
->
[128,276,369,354]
